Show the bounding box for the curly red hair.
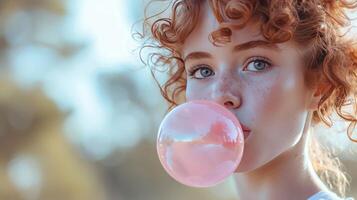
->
[138,0,357,196]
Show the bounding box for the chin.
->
[234,153,261,173]
[234,162,257,173]
[234,157,275,174]
[233,145,275,173]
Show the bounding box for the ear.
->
[307,83,330,110]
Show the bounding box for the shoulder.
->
[307,191,354,200]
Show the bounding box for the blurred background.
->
[0,0,356,199]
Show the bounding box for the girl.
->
[140,0,357,199]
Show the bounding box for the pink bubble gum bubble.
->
[156,100,244,188]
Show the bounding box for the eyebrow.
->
[233,40,280,52]
[184,40,281,62]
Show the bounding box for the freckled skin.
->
[182,2,314,173]
[178,1,335,199]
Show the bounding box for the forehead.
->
[182,2,262,55]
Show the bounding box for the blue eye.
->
[188,65,215,79]
[244,57,272,72]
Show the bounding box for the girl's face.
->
[182,4,316,172]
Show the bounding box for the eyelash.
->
[188,65,211,78]
[187,56,272,79]
[244,56,272,71]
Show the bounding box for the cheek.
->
[245,69,308,152]
[238,71,308,171]
[243,71,283,117]
[247,68,306,123]
[185,80,210,101]
[185,81,196,101]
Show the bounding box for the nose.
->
[211,78,242,110]
[213,92,241,110]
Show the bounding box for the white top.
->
[308,191,354,200]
